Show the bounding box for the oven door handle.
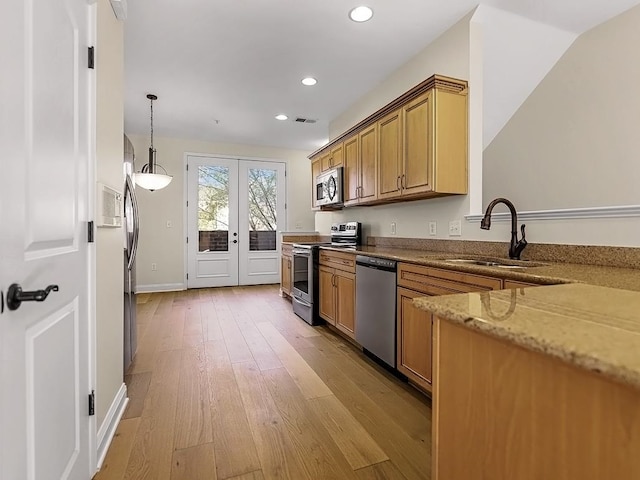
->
[292,249,311,256]
[292,296,312,308]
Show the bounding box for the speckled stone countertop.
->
[306,243,640,388]
[413,284,640,389]
[316,245,640,291]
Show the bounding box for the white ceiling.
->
[123,0,640,152]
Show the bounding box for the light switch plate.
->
[391,222,397,235]
[429,221,437,236]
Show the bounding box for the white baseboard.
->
[466,204,640,223]
[96,382,129,470]
[136,282,186,293]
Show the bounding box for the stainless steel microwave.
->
[315,167,343,206]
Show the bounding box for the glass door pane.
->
[247,167,277,251]
[198,165,229,252]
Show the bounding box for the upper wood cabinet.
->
[378,109,403,200]
[319,143,344,172]
[343,124,378,206]
[309,74,468,208]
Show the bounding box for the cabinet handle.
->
[341,260,350,265]
[397,176,400,190]
[401,174,405,189]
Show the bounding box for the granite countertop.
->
[306,243,640,388]
[316,244,640,291]
[413,284,640,389]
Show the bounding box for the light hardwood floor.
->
[94,285,431,480]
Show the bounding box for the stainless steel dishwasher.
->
[355,255,397,369]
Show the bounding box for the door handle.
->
[7,284,59,311]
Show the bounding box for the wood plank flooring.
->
[94,285,431,480]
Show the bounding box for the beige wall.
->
[95,0,124,426]
[482,5,640,247]
[126,134,315,289]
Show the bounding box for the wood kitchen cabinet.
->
[320,143,343,171]
[280,244,293,296]
[319,250,356,339]
[379,88,467,201]
[344,124,378,206]
[378,109,403,200]
[396,263,502,393]
[309,74,468,208]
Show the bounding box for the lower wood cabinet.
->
[397,287,433,392]
[397,263,502,393]
[280,244,292,296]
[319,251,356,339]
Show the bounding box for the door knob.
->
[6,284,59,311]
[233,240,238,244]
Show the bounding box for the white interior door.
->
[187,156,286,288]
[187,155,240,288]
[238,161,286,285]
[0,0,94,478]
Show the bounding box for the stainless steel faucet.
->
[480,198,527,260]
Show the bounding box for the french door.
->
[186,155,286,288]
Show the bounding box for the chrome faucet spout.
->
[480,197,528,260]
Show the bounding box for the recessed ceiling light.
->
[301,77,317,86]
[275,114,288,121]
[349,6,373,22]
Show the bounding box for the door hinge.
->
[186,200,189,207]
[186,164,189,171]
[87,221,94,243]
[186,273,189,280]
[186,236,189,244]
[88,47,95,69]
[88,390,95,416]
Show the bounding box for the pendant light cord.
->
[150,97,154,150]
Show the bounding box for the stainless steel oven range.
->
[291,222,361,325]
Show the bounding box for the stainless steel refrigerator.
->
[123,134,140,373]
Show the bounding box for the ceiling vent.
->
[295,117,317,124]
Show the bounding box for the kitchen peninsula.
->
[416,282,640,480]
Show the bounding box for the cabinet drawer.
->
[319,250,356,273]
[398,263,502,295]
[282,243,293,257]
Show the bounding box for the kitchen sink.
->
[427,257,546,268]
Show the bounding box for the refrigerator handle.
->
[125,175,140,270]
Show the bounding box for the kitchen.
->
[2,0,640,479]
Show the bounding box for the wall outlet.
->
[429,221,437,236]
[390,222,397,235]
[151,263,157,271]
[295,221,302,229]
[448,220,462,237]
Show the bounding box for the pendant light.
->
[134,94,173,191]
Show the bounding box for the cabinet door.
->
[343,135,360,205]
[281,256,292,295]
[397,287,433,392]
[378,109,403,200]
[402,91,433,196]
[320,151,332,172]
[331,142,344,168]
[335,271,356,339]
[311,158,322,208]
[359,123,377,203]
[319,266,336,325]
